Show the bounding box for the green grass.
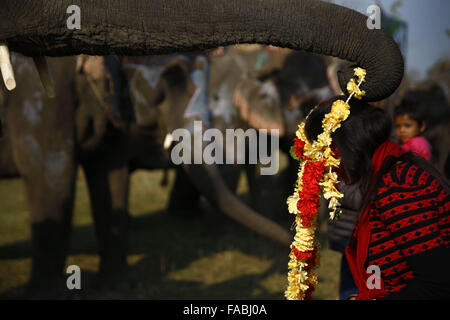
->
[0,167,341,299]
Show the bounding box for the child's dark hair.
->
[395,83,448,128]
[394,96,426,127]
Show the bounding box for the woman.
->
[305,96,450,300]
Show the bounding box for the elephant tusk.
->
[33,56,55,98]
[163,133,173,149]
[0,44,16,91]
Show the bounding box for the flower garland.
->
[285,67,366,300]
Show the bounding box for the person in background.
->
[327,182,360,299]
[394,100,432,161]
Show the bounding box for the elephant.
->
[231,50,333,216]
[0,0,404,298]
[206,46,329,219]
[0,52,293,297]
[1,0,403,102]
[0,55,80,296]
[206,45,282,205]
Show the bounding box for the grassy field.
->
[0,167,342,300]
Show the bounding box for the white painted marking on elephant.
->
[23,100,39,125]
[14,56,34,75]
[23,92,43,125]
[126,64,163,89]
[184,57,211,124]
[19,135,42,167]
[259,80,280,105]
[125,64,164,126]
[34,92,43,111]
[44,150,68,187]
[260,81,277,97]
[18,135,68,188]
[184,73,209,122]
[210,83,237,125]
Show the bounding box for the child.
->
[394,100,432,161]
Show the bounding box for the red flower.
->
[297,160,325,226]
[294,137,305,159]
[297,199,318,226]
[305,286,315,300]
[291,246,318,269]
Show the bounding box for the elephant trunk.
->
[1,0,403,101]
[182,163,291,247]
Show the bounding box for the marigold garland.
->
[285,68,366,300]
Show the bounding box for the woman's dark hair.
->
[305,96,392,192]
[304,95,450,209]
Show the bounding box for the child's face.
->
[394,114,425,143]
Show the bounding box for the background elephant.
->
[0,52,291,297]
[205,45,293,220]
[231,50,332,218]
[122,54,290,239]
[0,55,79,296]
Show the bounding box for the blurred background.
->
[0,0,448,299]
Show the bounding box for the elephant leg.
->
[21,157,77,296]
[217,164,242,194]
[168,166,202,217]
[244,163,260,210]
[82,163,130,276]
[244,163,286,222]
[26,179,75,292]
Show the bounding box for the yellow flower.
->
[296,123,308,141]
[317,132,332,147]
[286,68,367,300]
[328,197,341,211]
[287,193,300,214]
[325,154,341,167]
[354,67,367,83]
[347,79,366,100]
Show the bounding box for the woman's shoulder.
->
[382,161,429,186]
[404,136,432,159]
[376,161,438,199]
[373,161,445,218]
